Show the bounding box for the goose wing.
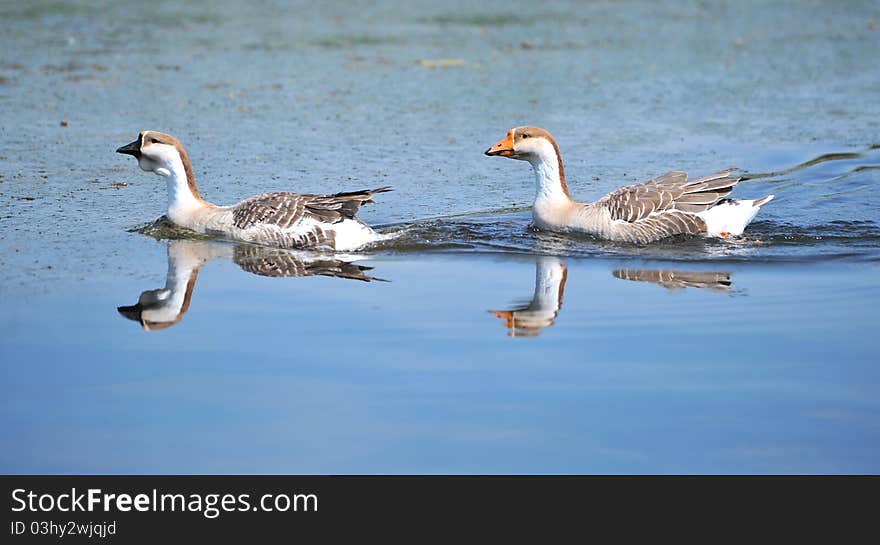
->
[613,269,732,291]
[232,245,379,281]
[231,186,392,230]
[598,169,740,221]
[596,170,740,241]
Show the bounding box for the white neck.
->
[159,155,204,222]
[527,140,570,206]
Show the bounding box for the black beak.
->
[116,139,141,159]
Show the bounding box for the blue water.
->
[1,0,879,473]
[2,248,878,473]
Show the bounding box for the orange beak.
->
[485,131,516,157]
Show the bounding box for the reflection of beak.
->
[117,304,142,322]
[485,133,516,157]
[117,304,149,330]
[489,310,515,328]
[116,139,141,159]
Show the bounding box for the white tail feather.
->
[697,195,774,236]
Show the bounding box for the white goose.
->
[117,131,391,251]
[485,126,773,243]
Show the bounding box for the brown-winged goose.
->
[485,126,773,243]
[117,131,391,250]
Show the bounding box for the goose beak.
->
[116,139,141,159]
[485,133,516,157]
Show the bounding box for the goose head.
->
[485,126,571,202]
[116,130,189,178]
[484,126,559,162]
[116,131,205,211]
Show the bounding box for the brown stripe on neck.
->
[173,142,205,203]
[557,264,568,308]
[545,135,571,200]
[179,267,200,317]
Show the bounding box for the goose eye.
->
[521,133,529,139]
[150,138,159,144]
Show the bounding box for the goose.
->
[117,131,391,251]
[485,126,773,243]
[117,239,381,331]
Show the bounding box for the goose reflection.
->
[489,257,568,338]
[118,239,381,331]
[490,258,732,337]
[612,269,732,292]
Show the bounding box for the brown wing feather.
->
[599,169,740,223]
[613,269,732,291]
[614,210,708,243]
[231,186,392,230]
[232,245,379,281]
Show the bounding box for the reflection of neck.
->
[168,240,233,266]
[151,269,198,325]
[142,245,203,325]
[144,241,224,326]
[151,242,237,325]
[528,139,571,206]
[530,257,567,312]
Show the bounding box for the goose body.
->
[485,126,773,243]
[117,131,390,251]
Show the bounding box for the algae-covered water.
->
[1,0,879,473]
